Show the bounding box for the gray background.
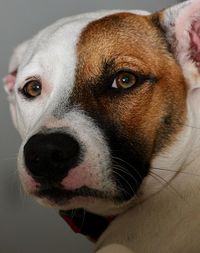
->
[0,0,178,252]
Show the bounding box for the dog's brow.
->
[25,75,41,82]
[101,59,115,76]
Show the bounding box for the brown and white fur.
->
[4,0,200,252]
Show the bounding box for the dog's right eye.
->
[21,80,42,99]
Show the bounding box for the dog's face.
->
[4,1,200,216]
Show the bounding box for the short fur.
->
[4,1,200,252]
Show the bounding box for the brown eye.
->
[112,72,137,89]
[22,80,42,98]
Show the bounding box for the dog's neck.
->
[96,110,200,252]
[137,99,200,203]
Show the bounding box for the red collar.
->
[59,209,115,242]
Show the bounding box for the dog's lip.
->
[34,185,109,204]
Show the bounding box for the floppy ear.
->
[3,40,30,94]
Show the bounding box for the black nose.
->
[24,133,81,183]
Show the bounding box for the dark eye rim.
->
[108,69,158,92]
[92,68,158,98]
[19,79,42,99]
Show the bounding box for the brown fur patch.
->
[71,12,186,157]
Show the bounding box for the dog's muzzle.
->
[24,133,81,184]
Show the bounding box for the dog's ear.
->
[3,40,30,95]
[153,0,200,98]
[158,0,200,83]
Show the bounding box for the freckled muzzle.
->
[23,132,81,184]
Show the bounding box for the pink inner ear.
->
[3,70,17,93]
[190,20,200,65]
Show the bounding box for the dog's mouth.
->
[34,185,113,205]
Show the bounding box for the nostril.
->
[23,132,81,183]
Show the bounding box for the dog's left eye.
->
[112,72,137,89]
[22,80,42,98]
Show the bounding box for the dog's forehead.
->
[75,12,164,81]
[18,10,150,77]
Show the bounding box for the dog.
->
[4,0,200,252]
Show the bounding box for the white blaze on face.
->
[8,10,146,206]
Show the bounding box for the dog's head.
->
[4,1,200,216]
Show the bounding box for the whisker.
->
[112,156,143,181]
[151,167,200,177]
[113,164,139,185]
[113,170,136,199]
[181,123,200,130]
[150,171,186,203]
[80,209,86,231]
[71,209,76,219]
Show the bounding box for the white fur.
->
[5,2,200,252]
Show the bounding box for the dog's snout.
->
[24,133,81,183]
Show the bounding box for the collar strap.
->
[59,209,115,242]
